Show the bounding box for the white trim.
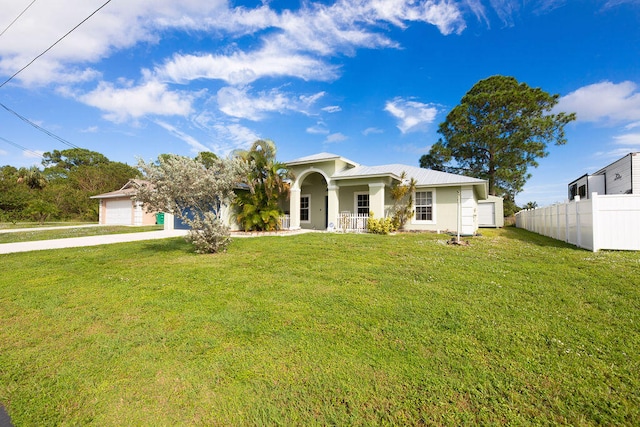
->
[354,192,370,216]
[412,189,436,224]
[300,194,311,223]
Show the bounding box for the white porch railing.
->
[337,212,368,232]
[279,214,290,230]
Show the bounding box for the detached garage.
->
[478,195,504,228]
[91,180,159,226]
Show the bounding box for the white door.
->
[105,199,133,225]
[478,203,496,227]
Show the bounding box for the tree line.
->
[0,148,140,223]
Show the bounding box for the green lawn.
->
[0,225,164,243]
[1,228,638,425]
[0,221,95,230]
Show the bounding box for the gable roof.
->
[286,152,359,167]
[286,153,488,199]
[90,179,150,199]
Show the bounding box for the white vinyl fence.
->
[515,194,640,251]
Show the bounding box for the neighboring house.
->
[568,152,639,200]
[283,152,494,235]
[91,179,159,226]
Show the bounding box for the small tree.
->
[390,171,417,230]
[137,154,248,254]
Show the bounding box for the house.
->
[283,152,494,235]
[568,152,639,200]
[91,179,160,226]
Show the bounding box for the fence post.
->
[576,197,582,248]
[591,193,599,252]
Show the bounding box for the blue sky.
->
[0,0,639,206]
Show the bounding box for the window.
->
[355,193,369,216]
[414,191,433,221]
[300,195,310,222]
[578,185,586,198]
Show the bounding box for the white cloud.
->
[613,133,640,146]
[307,123,330,135]
[0,149,8,156]
[325,132,347,143]
[363,127,384,136]
[384,97,438,133]
[1,0,466,87]
[155,120,210,154]
[556,81,640,123]
[322,106,342,113]
[156,46,339,86]
[210,123,261,156]
[217,87,325,121]
[191,111,260,156]
[78,81,194,123]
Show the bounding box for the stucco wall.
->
[300,172,328,230]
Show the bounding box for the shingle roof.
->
[90,179,150,199]
[334,164,486,187]
[286,152,358,166]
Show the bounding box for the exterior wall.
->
[97,196,158,226]
[406,186,478,234]
[633,153,640,194]
[337,185,368,214]
[299,172,328,230]
[478,195,504,228]
[601,154,633,195]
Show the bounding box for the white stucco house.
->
[160,152,501,234]
[282,152,494,234]
[91,179,160,226]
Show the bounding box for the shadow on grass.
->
[498,226,581,250]
[140,237,194,254]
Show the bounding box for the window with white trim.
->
[354,192,369,216]
[300,195,310,222]
[414,190,433,221]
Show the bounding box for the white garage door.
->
[478,202,496,227]
[105,199,133,225]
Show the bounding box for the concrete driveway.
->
[0,229,189,254]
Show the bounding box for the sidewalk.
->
[0,229,189,254]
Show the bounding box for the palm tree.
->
[233,140,293,231]
[17,166,47,190]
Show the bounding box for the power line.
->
[0,102,80,149]
[0,135,44,159]
[0,0,38,38]
[0,0,113,89]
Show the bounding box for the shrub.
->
[367,212,396,235]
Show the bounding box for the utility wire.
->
[0,135,44,159]
[0,0,38,39]
[0,102,80,149]
[0,1,113,151]
[0,0,113,89]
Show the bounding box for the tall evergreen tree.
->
[420,75,576,201]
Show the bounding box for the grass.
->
[0,225,164,243]
[0,221,94,230]
[0,228,639,425]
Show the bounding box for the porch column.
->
[327,184,339,230]
[368,182,386,218]
[290,187,301,230]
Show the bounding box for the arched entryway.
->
[298,171,328,230]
